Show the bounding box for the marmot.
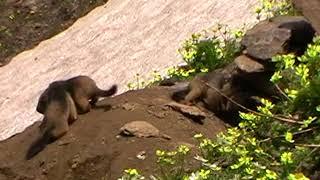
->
[37,75,117,114]
[26,82,78,160]
[184,70,227,112]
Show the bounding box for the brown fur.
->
[184,70,227,112]
[26,82,78,160]
[184,70,260,125]
[37,75,117,114]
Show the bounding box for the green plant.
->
[126,71,163,90]
[154,145,191,179]
[176,24,244,75]
[126,24,244,90]
[118,169,145,180]
[255,0,298,20]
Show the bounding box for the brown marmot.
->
[37,75,117,114]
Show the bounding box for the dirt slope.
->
[0,0,258,140]
[0,86,227,179]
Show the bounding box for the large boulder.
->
[241,16,315,61]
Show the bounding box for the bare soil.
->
[0,0,109,66]
[0,86,227,179]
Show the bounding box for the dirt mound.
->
[0,86,227,179]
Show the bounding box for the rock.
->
[241,16,315,60]
[241,22,291,60]
[165,101,207,119]
[234,55,265,73]
[136,151,146,160]
[119,121,171,140]
[293,0,320,34]
[273,16,316,55]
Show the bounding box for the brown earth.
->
[0,0,109,66]
[0,86,227,179]
[0,0,259,141]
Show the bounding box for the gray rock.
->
[274,16,316,55]
[120,121,171,140]
[241,22,291,60]
[241,16,315,60]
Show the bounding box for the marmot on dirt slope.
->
[26,76,117,159]
[37,75,117,114]
[26,82,78,159]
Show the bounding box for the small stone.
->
[119,121,171,140]
[136,151,146,160]
[120,121,160,138]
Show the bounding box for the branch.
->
[295,144,320,148]
[275,84,292,102]
[259,128,315,143]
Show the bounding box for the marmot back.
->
[37,75,117,114]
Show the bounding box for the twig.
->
[199,79,304,124]
[295,144,320,148]
[259,128,315,143]
[275,84,292,102]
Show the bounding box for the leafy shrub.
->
[167,24,244,80]
[178,25,244,72]
[255,0,298,20]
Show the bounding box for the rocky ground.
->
[0,0,259,140]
